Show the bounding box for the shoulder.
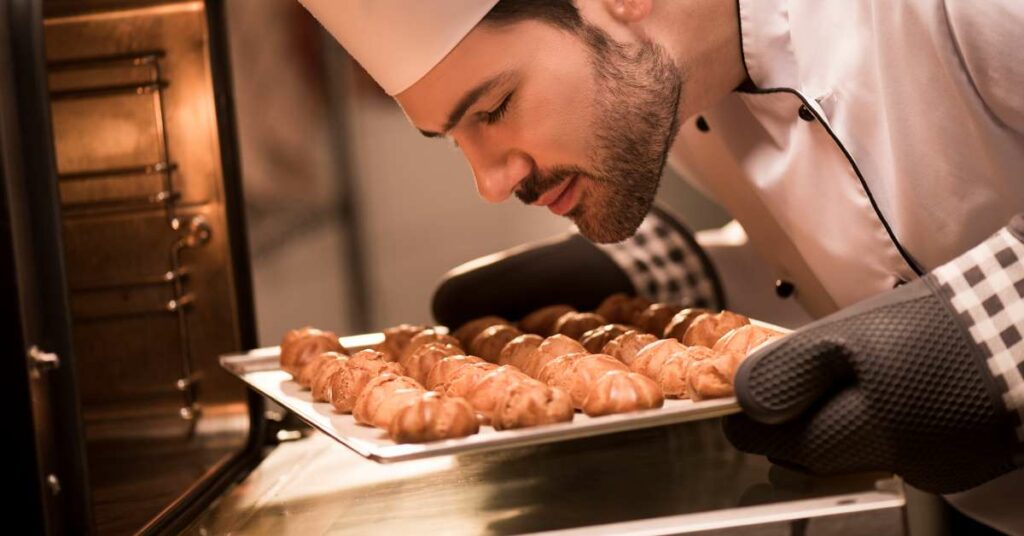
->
[943,0,1024,132]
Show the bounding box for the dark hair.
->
[482,0,584,32]
[483,0,618,55]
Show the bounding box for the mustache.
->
[514,166,588,205]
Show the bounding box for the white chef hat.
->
[298,0,501,95]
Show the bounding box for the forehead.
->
[396,20,586,129]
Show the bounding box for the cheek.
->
[516,69,598,168]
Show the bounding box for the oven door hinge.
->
[27,346,61,378]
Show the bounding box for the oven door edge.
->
[1,0,93,533]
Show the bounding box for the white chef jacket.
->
[666,0,1024,531]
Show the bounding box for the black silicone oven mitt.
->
[724,273,1022,494]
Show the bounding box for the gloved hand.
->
[725,220,1024,494]
[432,206,722,327]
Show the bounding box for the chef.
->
[297,0,1024,531]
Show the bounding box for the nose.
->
[460,139,533,203]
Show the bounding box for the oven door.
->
[1,1,265,533]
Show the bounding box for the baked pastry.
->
[634,304,683,336]
[595,293,651,325]
[682,311,750,347]
[686,351,744,401]
[469,324,523,363]
[296,352,335,388]
[712,324,785,356]
[328,350,405,413]
[373,324,427,361]
[518,304,576,336]
[387,392,480,443]
[553,312,607,340]
[424,355,485,391]
[633,342,719,398]
[442,362,500,398]
[346,348,390,369]
[536,352,587,390]
[630,338,689,378]
[662,308,711,341]
[522,335,587,378]
[453,316,509,348]
[352,373,424,427]
[582,371,664,416]
[566,354,630,407]
[490,379,574,430]
[601,330,658,366]
[399,329,461,365]
[663,346,719,397]
[580,323,632,354]
[465,366,531,422]
[280,327,346,376]
[401,342,463,385]
[498,334,543,369]
[310,354,351,402]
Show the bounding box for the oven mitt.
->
[431,206,722,327]
[724,216,1024,494]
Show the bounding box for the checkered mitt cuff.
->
[933,216,1024,442]
[594,207,724,309]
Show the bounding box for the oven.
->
[3,0,261,533]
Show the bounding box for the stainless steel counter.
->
[185,418,904,535]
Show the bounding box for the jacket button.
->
[696,116,710,132]
[798,105,815,122]
[775,279,795,298]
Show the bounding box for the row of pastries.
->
[278,293,785,444]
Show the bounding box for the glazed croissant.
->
[633,303,683,336]
[310,353,351,402]
[686,351,744,400]
[470,324,523,363]
[372,324,426,362]
[518,304,575,336]
[522,335,586,378]
[353,373,425,428]
[296,351,343,389]
[601,330,657,367]
[539,353,628,408]
[424,355,486,391]
[441,362,500,399]
[490,379,574,430]
[399,329,461,365]
[454,316,509,348]
[580,324,632,354]
[712,324,785,356]
[280,326,346,377]
[594,293,650,325]
[582,371,664,416]
[498,334,543,369]
[387,392,480,443]
[464,365,532,422]
[553,311,607,340]
[328,350,405,413]
[631,339,720,398]
[662,308,710,341]
[401,342,463,385]
[682,311,750,347]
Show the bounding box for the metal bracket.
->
[27,346,60,378]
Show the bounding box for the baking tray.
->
[220,330,757,463]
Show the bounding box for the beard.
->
[515,28,683,243]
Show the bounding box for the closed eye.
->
[483,91,513,125]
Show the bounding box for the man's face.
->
[397,17,681,243]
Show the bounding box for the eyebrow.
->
[419,70,514,138]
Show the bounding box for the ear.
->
[600,0,653,23]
